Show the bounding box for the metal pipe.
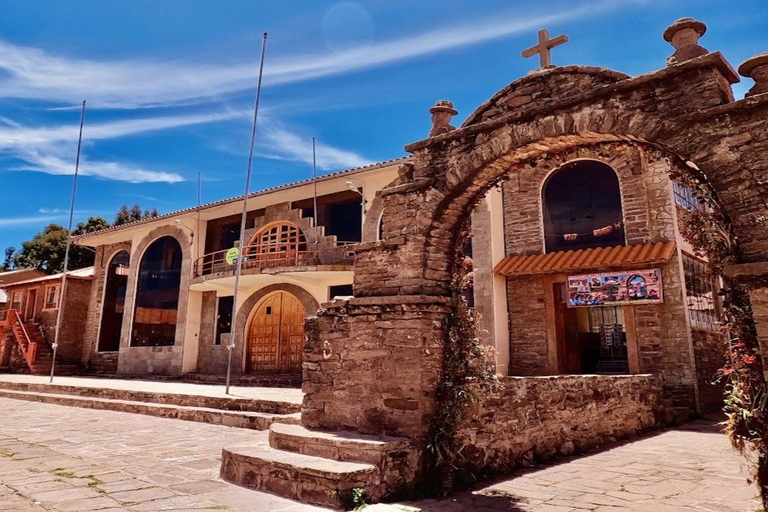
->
[312,137,319,253]
[51,100,86,384]
[226,32,268,395]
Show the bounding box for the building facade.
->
[76,160,401,380]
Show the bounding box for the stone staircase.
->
[221,423,416,508]
[0,380,301,430]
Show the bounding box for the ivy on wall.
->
[669,161,768,508]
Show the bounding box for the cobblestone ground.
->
[0,397,760,511]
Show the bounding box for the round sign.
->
[225,247,240,265]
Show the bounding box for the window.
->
[131,237,182,347]
[98,251,130,352]
[329,284,353,300]
[683,254,721,331]
[245,222,308,267]
[10,291,22,311]
[673,181,703,212]
[214,296,234,346]
[44,285,59,309]
[543,160,625,253]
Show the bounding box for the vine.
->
[425,223,499,495]
[670,163,768,508]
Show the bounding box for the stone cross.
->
[522,29,569,68]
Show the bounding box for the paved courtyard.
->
[0,396,759,511]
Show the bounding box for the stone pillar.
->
[663,18,709,66]
[739,53,768,97]
[725,262,768,381]
[302,295,451,442]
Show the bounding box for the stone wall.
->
[691,328,727,410]
[302,296,451,442]
[453,375,663,476]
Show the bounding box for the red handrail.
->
[8,309,37,367]
[193,241,357,279]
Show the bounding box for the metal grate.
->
[683,254,721,331]
[673,181,704,212]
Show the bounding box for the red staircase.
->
[7,310,79,375]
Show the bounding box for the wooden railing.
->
[7,309,37,368]
[193,242,357,279]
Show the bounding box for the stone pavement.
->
[0,396,759,511]
[395,420,761,512]
[0,374,304,405]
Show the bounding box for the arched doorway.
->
[97,251,130,352]
[247,291,306,374]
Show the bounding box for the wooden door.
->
[25,289,37,321]
[553,283,581,374]
[247,292,306,374]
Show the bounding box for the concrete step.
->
[184,373,301,388]
[269,423,410,466]
[0,388,299,431]
[221,444,377,508]
[0,380,300,415]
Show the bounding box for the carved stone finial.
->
[429,100,458,137]
[397,161,415,183]
[663,17,709,66]
[739,53,768,97]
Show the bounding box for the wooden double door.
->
[247,291,306,374]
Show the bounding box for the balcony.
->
[192,242,356,283]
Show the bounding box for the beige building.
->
[75,159,402,380]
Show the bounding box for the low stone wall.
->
[454,374,663,477]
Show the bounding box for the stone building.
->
[7,15,767,506]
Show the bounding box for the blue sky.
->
[0,0,766,253]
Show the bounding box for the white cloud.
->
[0,214,66,227]
[259,122,371,170]
[0,1,628,109]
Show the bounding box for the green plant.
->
[331,487,367,510]
[426,221,499,495]
[670,162,768,508]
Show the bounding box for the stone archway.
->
[303,55,768,450]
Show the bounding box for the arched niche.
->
[542,160,625,253]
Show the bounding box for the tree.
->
[13,216,110,273]
[115,204,158,226]
[2,246,15,271]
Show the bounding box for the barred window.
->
[44,285,59,309]
[673,181,703,212]
[683,254,721,331]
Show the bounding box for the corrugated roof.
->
[3,266,94,288]
[494,241,677,277]
[74,156,409,241]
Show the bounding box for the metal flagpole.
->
[51,100,86,384]
[197,172,202,261]
[226,32,268,395]
[312,138,318,254]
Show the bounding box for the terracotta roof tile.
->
[494,241,677,277]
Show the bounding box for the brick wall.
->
[499,144,698,411]
[453,375,663,476]
[691,328,727,410]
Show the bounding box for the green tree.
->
[115,204,158,226]
[14,216,110,273]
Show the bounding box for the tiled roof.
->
[3,266,94,287]
[494,241,677,277]
[74,157,409,240]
